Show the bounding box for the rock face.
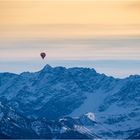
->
[0,65,140,139]
[0,102,98,139]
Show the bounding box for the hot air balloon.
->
[40,52,46,59]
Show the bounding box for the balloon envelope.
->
[40,52,46,59]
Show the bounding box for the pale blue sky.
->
[0,37,140,78]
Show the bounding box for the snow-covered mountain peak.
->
[68,67,97,74]
[40,64,53,72]
[40,65,97,75]
[126,75,140,80]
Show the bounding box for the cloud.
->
[0,0,140,40]
[125,0,140,10]
[0,37,140,61]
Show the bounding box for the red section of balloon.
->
[40,52,46,59]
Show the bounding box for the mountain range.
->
[0,65,140,139]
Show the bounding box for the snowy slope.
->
[0,65,140,138]
[0,102,99,139]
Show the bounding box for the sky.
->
[0,0,140,77]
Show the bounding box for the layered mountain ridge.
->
[0,65,140,139]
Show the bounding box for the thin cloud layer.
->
[0,38,140,61]
[0,0,140,39]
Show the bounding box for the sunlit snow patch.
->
[85,112,96,121]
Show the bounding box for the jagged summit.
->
[42,64,53,70]
[40,64,67,73]
[127,74,140,80]
[39,64,97,76]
